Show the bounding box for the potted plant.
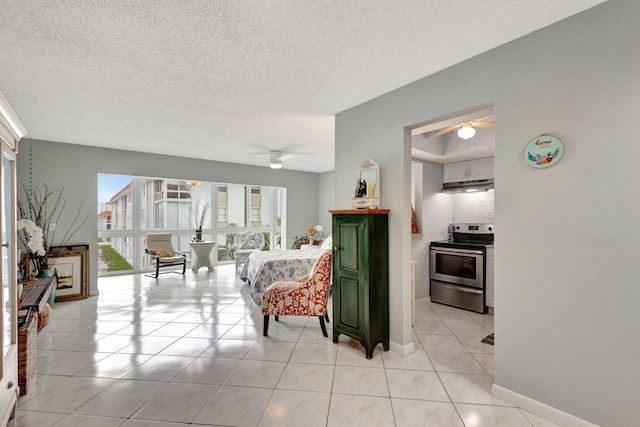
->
[17,219,46,273]
[192,197,211,242]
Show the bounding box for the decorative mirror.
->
[352,159,380,209]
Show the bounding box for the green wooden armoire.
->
[330,209,390,359]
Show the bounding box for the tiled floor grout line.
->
[9,267,555,427]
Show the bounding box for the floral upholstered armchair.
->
[262,250,332,337]
[233,231,265,274]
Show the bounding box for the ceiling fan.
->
[247,149,300,169]
[430,116,495,139]
[267,150,294,169]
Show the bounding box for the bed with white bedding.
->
[240,247,328,305]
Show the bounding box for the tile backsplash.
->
[452,191,495,224]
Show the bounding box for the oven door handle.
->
[430,247,483,255]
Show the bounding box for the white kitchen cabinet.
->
[443,157,494,183]
[442,161,470,183]
[486,247,494,308]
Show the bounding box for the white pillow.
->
[320,235,332,250]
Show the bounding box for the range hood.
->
[442,179,494,193]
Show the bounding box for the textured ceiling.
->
[0,1,605,173]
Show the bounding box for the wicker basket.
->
[38,302,51,331]
[18,308,38,396]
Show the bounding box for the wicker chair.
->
[233,231,265,274]
[145,233,186,278]
[262,251,332,337]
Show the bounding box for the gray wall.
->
[335,0,639,425]
[17,139,321,296]
[318,171,335,235]
[336,118,414,349]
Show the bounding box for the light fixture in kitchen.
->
[430,116,494,139]
[457,123,476,140]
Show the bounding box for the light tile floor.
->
[11,265,559,426]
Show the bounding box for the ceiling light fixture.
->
[186,180,200,186]
[270,161,282,169]
[457,123,476,140]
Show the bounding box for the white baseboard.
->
[389,340,415,356]
[492,384,600,427]
[415,296,430,306]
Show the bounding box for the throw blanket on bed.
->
[240,248,325,305]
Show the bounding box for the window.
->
[97,175,133,230]
[154,203,164,229]
[165,180,191,200]
[251,207,260,222]
[153,179,163,202]
[218,207,227,221]
[98,175,285,275]
[247,185,268,227]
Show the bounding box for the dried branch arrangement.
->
[17,183,92,271]
[193,197,211,231]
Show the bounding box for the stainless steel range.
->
[430,223,494,313]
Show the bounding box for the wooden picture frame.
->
[18,253,31,280]
[49,245,89,302]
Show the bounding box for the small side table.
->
[190,241,216,272]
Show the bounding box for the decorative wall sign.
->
[525,135,564,168]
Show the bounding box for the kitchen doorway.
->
[408,103,495,313]
[407,102,496,379]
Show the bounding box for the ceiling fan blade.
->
[278,154,295,162]
[431,124,461,138]
[269,150,283,161]
[475,115,495,123]
[471,121,495,130]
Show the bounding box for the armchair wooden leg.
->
[263,315,269,336]
[181,259,186,274]
[275,315,279,321]
[155,263,160,278]
[324,312,330,323]
[319,316,328,337]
